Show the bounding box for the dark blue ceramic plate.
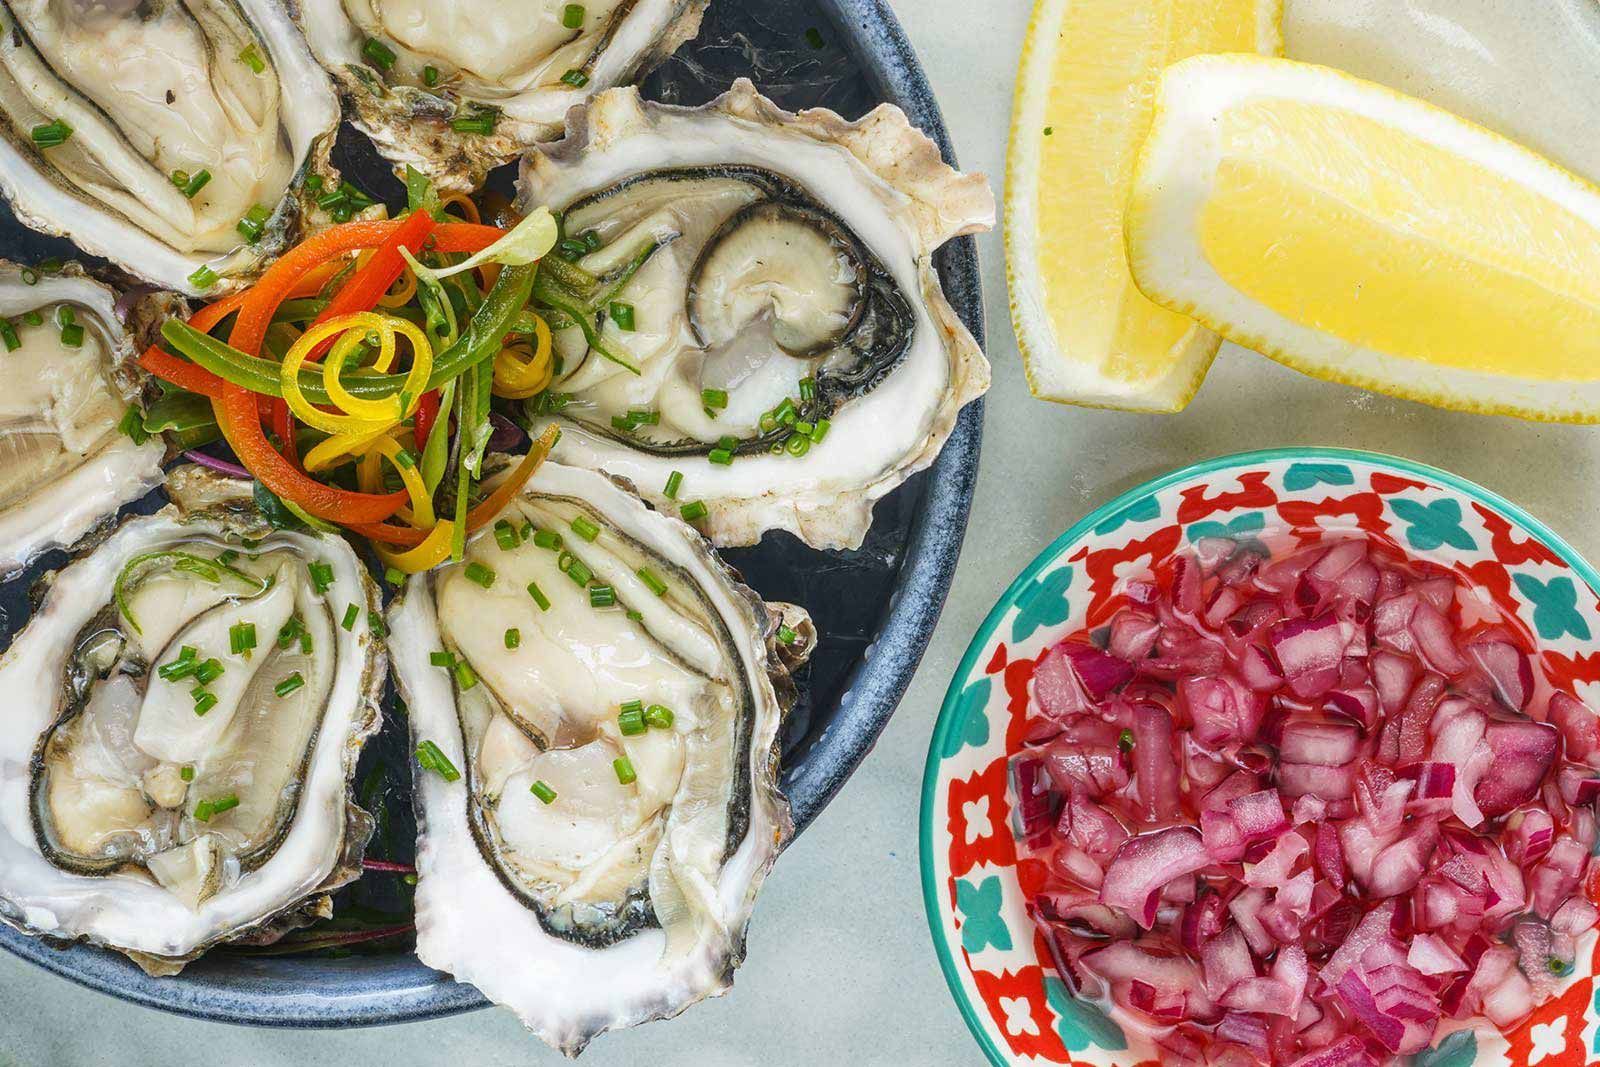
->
[0,0,985,1025]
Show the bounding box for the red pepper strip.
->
[413,389,441,452]
[432,222,506,254]
[212,384,406,524]
[347,426,560,546]
[135,291,249,399]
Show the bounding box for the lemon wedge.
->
[1006,0,1281,411]
[1126,55,1600,423]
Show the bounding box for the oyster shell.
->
[388,459,811,1054]
[518,81,992,550]
[297,0,706,191]
[0,468,384,973]
[0,261,166,575]
[0,0,341,295]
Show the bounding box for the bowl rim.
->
[918,445,1600,1067]
[0,0,988,1028]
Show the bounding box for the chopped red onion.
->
[1013,535,1599,1063]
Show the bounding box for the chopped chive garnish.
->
[362,37,396,70]
[611,414,636,432]
[708,448,733,465]
[589,584,616,608]
[228,621,257,655]
[637,567,667,597]
[664,471,683,499]
[415,739,460,782]
[193,794,239,822]
[504,627,521,649]
[304,174,324,193]
[799,377,816,402]
[193,691,219,716]
[180,766,195,782]
[117,405,149,443]
[159,657,197,681]
[644,704,674,730]
[180,645,198,662]
[274,672,305,698]
[276,617,303,650]
[812,417,831,443]
[795,420,814,436]
[59,322,83,347]
[805,26,826,48]
[341,603,359,630]
[170,168,211,199]
[56,305,74,328]
[618,705,646,735]
[393,448,416,469]
[0,321,17,351]
[570,516,600,542]
[494,519,520,550]
[369,610,387,638]
[307,560,334,594]
[19,271,37,287]
[680,500,707,522]
[422,64,440,87]
[613,756,636,785]
[560,68,589,88]
[450,108,498,135]
[530,779,558,803]
[30,119,72,148]
[384,566,405,586]
[520,521,535,540]
[1119,728,1136,753]
[526,581,550,611]
[429,650,454,668]
[453,658,479,691]
[561,3,585,28]
[533,528,562,550]
[233,201,272,243]
[777,624,798,645]
[785,434,810,457]
[626,609,642,622]
[620,699,644,715]
[716,435,739,452]
[464,561,495,588]
[194,658,224,685]
[701,388,728,410]
[216,550,239,565]
[562,556,592,586]
[238,44,266,73]
[188,265,219,290]
[609,302,635,331]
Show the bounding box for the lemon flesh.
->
[1006,0,1281,411]
[1127,55,1600,421]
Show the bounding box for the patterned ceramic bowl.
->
[920,447,1600,1067]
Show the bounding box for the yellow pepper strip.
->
[304,425,391,473]
[375,519,456,572]
[357,435,436,529]
[281,314,397,434]
[492,313,553,398]
[324,317,432,421]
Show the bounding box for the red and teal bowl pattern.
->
[920,448,1600,1067]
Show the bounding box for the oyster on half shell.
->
[389,459,811,1054]
[0,261,167,575]
[297,0,706,191]
[519,81,992,550]
[0,0,341,295]
[0,467,384,974]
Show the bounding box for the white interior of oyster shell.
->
[391,462,787,1054]
[0,0,339,294]
[0,270,162,573]
[520,86,992,549]
[0,513,376,960]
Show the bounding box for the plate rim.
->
[0,0,988,1028]
[918,444,1600,1067]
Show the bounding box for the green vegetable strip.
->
[159,262,537,405]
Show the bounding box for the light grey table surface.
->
[5,2,1599,1065]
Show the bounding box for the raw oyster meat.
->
[519,81,992,550]
[0,467,384,973]
[0,0,341,294]
[388,459,811,1054]
[0,260,166,574]
[297,0,707,190]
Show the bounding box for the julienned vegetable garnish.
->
[1016,532,1600,1064]
[135,173,641,573]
